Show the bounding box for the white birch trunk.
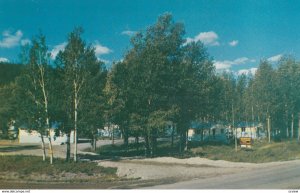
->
[40,134,46,161]
[74,80,78,162]
[267,115,271,143]
[232,103,237,152]
[291,113,294,139]
[38,52,53,164]
[47,118,53,165]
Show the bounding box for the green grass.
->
[190,140,300,163]
[92,140,185,159]
[91,139,300,163]
[0,155,117,176]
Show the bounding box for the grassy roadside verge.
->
[190,140,300,163]
[0,155,118,185]
[90,139,300,163]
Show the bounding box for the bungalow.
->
[163,121,177,137]
[97,124,121,138]
[18,128,74,145]
[234,122,266,139]
[188,122,232,143]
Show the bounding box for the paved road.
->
[149,160,300,189]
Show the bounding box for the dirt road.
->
[0,139,123,159]
[97,156,300,189]
[148,159,300,189]
[2,140,300,189]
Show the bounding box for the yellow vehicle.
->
[240,137,252,149]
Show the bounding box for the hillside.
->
[0,62,24,85]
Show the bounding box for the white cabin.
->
[18,128,74,145]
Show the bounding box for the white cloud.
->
[197,31,220,46]
[214,60,232,70]
[185,37,194,44]
[21,39,31,46]
[237,68,258,75]
[233,57,250,64]
[121,30,136,36]
[50,42,67,59]
[0,57,9,63]
[97,57,110,64]
[186,31,220,46]
[94,42,112,56]
[214,57,256,70]
[234,57,255,63]
[0,30,23,48]
[267,54,282,62]
[50,41,112,60]
[2,30,11,36]
[229,40,238,47]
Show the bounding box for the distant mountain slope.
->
[0,62,24,85]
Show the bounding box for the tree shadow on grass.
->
[0,145,39,152]
[80,141,196,161]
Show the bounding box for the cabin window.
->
[242,127,246,132]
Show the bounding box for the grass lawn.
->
[90,139,300,163]
[89,140,184,159]
[190,140,300,163]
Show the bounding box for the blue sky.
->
[1,0,300,74]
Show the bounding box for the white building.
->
[235,122,266,139]
[98,124,121,138]
[18,128,74,145]
[188,123,231,143]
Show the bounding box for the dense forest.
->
[0,14,300,163]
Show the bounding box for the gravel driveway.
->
[97,156,288,184]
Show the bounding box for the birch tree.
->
[57,27,101,162]
[16,34,53,163]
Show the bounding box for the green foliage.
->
[14,33,52,134]
[0,63,23,86]
[0,63,24,138]
[0,83,17,138]
[54,27,107,137]
[105,13,214,155]
[0,155,117,176]
[53,27,108,159]
[3,14,300,164]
